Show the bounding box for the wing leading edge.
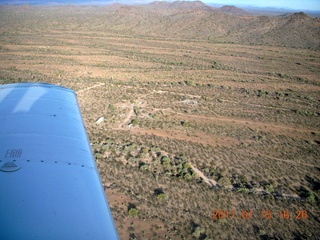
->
[0,83,118,240]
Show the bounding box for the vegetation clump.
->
[131,119,139,126]
[128,208,139,217]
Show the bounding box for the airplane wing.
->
[0,83,118,239]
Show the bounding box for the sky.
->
[0,0,319,11]
[209,0,320,11]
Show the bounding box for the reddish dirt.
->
[130,128,241,147]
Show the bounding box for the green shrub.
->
[183,162,192,169]
[181,121,190,127]
[184,173,192,181]
[128,208,139,217]
[139,164,150,171]
[131,119,138,126]
[192,226,206,239]
[218,177,231,186]
[307,192,316,203]
[108,104,116,113]
[156,193,167,201]
[185,80,195,86]
[161,157,171,166]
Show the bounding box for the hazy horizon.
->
[0,0,320,11]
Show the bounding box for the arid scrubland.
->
[0,4,319,239]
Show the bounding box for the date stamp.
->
[212,210,308,220]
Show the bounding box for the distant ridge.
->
[146,0,214,11]
[219,5,249,16]
[147,1,170,7]
[289,11,310,20]
[169,0,212,10]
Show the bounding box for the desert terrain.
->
[0,2,319,239]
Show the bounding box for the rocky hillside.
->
[0,1,319,49]
[104,2,320,49]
